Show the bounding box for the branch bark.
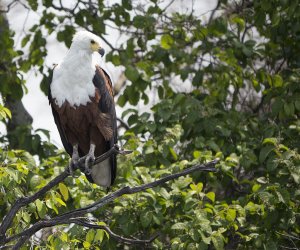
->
[0,156,218,248]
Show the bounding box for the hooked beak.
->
[98,48,105,57]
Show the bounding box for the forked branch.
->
[0,146,218,248]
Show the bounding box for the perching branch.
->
[1,158,218,248]
[0,145,130,242]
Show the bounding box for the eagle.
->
[48,30,117,187]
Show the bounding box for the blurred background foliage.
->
[0,0,299,249]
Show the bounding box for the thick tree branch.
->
[0,145,129,242]
[2,159,218,248]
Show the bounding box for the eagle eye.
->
[90,40,96,44]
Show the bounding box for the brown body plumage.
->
[50,67,114,156]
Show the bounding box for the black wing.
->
[93,66,118,185]
[48,68,73,157]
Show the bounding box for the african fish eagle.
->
[48,30,117,187]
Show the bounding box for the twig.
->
[162,0,176,12]
[208,0,221,24]
[117,118,130,130]
[276,231,300,241]
[2,159,218,248]
[70,218,159,245]
[0,245,14,250]
[0,0,18,13]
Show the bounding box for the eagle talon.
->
[84,155,95,175]
[68,162,75,176]
[68,145,80,176]
[69,159,78,176]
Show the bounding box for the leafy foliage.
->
[0,0,300,249]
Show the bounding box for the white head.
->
[70,30,105,56]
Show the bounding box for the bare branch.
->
[117,118,130,130]
[70,218,159,245]
[86,26,118,51]
[2,159,218,248]
[208,0,221,24]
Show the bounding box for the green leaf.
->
[122,0,132,10]
[160,187,170,199]
[22,211,31,223]
[97,221,107,226]
[273,74,283,87]
[258,191,275,205]
[190,182,203,193]
[207,140,220,152]
[83,241,91,248]
[117,94,127,107]
[21,35,31,48]
[264,240,277,250]
[169,147,178,160]
[86,229,95,243]
[262,138,277,146]
[206,192,215,202]
[125,66,139,81]
[295,100,300,111]
[256,177,268,184]
[140,211,152,228]
[133,15,145,28]
[231,16,245,31]
[96,222,109,239]
[259,145,274,163]
[94,229,104,243]
[55,197,66,207]
[284,102,295,116]
[60,232,68,242]
[193,150,201,159]
[35,199,46,218]
[158,85,164,99]
[226,208,236,222]
[171,222,188,231]
[252,184,261,192]
[192,71,203,86]
[59,183,69,201]
[212,234,224,250]
[271,97,284,115]
[0,105,11,120]
[161,34,174,49]
[27,0,38,11]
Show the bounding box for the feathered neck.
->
[50,49,97,108]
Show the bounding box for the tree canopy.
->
[0,0,299,249]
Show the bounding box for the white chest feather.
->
[51,51,96,107]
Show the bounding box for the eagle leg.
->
[85,143,96,175]
[69,144,79,176]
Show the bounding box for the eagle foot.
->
[68,161,76,177]
[69,145,80,177]
[84,154,95,175]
